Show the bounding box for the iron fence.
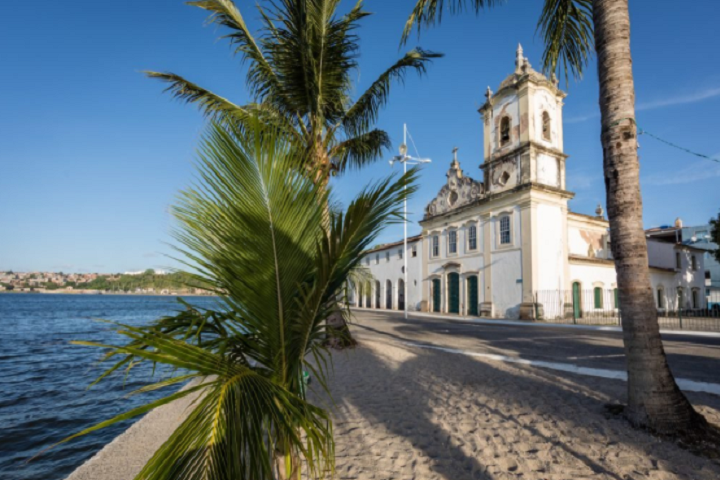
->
[534,289,720,332]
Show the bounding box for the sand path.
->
[319,339,720,480]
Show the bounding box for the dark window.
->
[398,248,403,259]
[432,236,439,257]
[657,288,664,309]
[449,230,457,254]
[542,111,551,140]
[412,245,417,257]
[691,255,697,270]
[468,225,477,250]
[500,117,510,145]
[499,216,511,245]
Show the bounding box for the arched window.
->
[468,225,477,251]
[500,116,510,145]
[594,287,603,309]
[448,230,457,254]
[499,215,511,245]
[657,287,665,309]
[431,235,439,258]
[692,288,699,309]
[691,255,697,270]
[542,111,551,141]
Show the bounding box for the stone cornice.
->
[483,140,569,167]
[420,182,575,225]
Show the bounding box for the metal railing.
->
[534,289,720,332]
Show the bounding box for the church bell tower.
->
[477,45,574,320]
[478,44,569,196]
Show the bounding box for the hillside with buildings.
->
[0,269,212,295]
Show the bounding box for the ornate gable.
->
[425,148,484,219]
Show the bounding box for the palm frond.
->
[342,48,443,136]
[536,0,594,83]
[330,129,390,174]
[262,0,369,125]
[145,71,247,120]
[401,0,502,43]
[188,0,280,100]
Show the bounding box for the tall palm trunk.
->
[593,0,704,433]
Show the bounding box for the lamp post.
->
[389,124,431,319]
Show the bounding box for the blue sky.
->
[2,0,719,273]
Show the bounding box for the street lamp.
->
[389,124,431,319]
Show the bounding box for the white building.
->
[352,45,705,319]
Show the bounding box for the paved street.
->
[349,309,720,386]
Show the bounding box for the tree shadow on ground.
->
[360,314,720,385]
[311,335,720,480]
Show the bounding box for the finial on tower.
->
[595,204,604,219]
[485,85,493,101]
[451,146,459,167]
[515,43,524,73]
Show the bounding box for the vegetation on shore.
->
[1,270,209,293]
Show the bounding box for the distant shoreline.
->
[0,290,215,297]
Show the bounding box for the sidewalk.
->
[351,307,720,338]
[322,339,720,480]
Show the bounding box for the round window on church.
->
[448,191,458,206]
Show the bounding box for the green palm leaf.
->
[147,0,441,175]
[536,0,594,82]
[48,121,417,479]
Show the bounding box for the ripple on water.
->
[0,294,217,480]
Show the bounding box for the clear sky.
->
[2,0,719,273]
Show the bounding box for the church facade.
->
[352,46,706,320]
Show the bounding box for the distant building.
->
[351,46,706,319]
[647,219,720,307]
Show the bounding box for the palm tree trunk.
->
[592,0,705,433]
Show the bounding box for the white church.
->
[351,46,706,320]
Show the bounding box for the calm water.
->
[0,294,220,480]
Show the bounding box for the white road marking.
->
[398,340,720,396]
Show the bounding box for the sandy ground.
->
[318,339,720,480]
[66,339,720,480]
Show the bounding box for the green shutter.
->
[614,288,619,309]
[594,287,603,309]
[467,276,478,316]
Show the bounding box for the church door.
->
[448,273,460,314]
[572,282,582,319]
[467,276,478,316]
[432,279,441,312]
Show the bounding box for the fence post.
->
[678,308,683,330]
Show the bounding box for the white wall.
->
[490,206,523,318]
[537,203,565,291]
[355,239,424,311]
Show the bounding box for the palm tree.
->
[47,122,418,480]
[402,0,706,434]
[149,0,440,346]
[148,0,441,177]
[710,211,720,263]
